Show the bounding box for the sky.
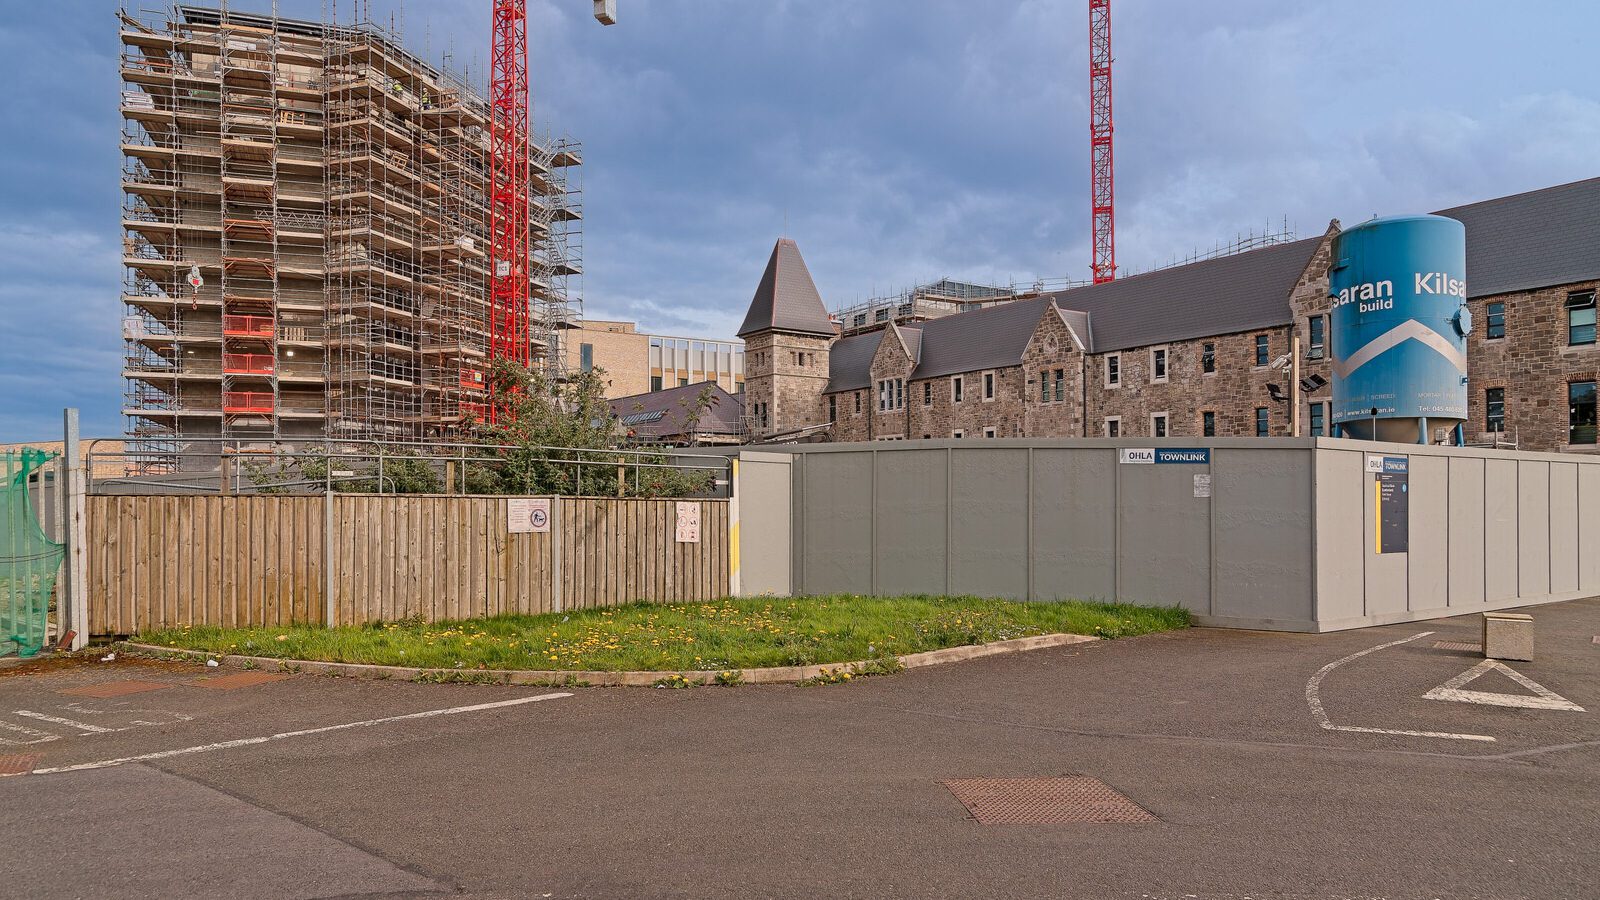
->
[2,1,1597,440]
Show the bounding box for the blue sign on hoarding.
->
[1154,448,1210,464]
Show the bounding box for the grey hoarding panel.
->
[1550,463,1580,595]
[1582,465,1600,592]
[1484,458,1519,602]
[1363,453,1409,617]
[873,449,950,596]
[1517,461,1552,597]
[1030,448,1116,601]
[1315,450,1367,623]
[1212,448,1312,622]
[1446,456,1487,606]
[1406,454,1450,612]
[1118,457,1211,612]
[948,448,1029,599]
[799,451,873,595]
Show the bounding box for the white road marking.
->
[0,720,61,745]
[1423,660,1585,712]
[27,692,572,776]
[1305,631,1497,743]
[13,710,119,733]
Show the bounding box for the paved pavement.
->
[2,599,1598,899]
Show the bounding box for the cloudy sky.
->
[2,1,1596,438]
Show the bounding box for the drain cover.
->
[940,776,1154,824]
[1433,640,1482,653]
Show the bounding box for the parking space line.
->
[0,720,61,745]
[27,692,573,776]
[13,710,118,733]
[1305,631,1497,743]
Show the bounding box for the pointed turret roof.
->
[736,238,836,338]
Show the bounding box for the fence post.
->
[60,409,88,651]
[551,495,564,613]
[323,490,336,626]
[445,460,456,496]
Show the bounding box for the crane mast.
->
[1089,0,1115,284]
[488,0,532,420]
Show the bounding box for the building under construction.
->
[119,4,583,470]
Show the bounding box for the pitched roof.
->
[1044,237,1324,354]
[824,331,880,392]
[1432,177,1600,298]
[608,381,744,439]
[909,296,1057,380]
[736,238,836,338]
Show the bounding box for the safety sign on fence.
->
[675,501,700,543]
[506,497,551,534]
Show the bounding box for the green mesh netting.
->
[2,449,64,658]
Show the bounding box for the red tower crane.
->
[487,2,615,422]
[1088,0,1115,284]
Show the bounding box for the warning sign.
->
[675,501,701,543]
[507,497,551,534]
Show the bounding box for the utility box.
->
[1482,612,1534,661]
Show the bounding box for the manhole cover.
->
[940,776,1155,824]
[193,672,291,690]
[60,680,172,699]
[0,754,41,777]
[1433,640,1482,653]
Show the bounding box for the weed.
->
[712,669,743,686]
[653,673,694,689]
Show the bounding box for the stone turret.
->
[737,239,836,439]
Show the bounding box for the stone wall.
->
[1463,279,1599,451]
[745,331,832,439]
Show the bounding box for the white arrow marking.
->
[1423,660,1585,712]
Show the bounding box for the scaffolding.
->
[119,2,583,462]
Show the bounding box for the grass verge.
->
[138,595,1188,673]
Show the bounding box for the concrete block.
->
[1482,612,1534,661]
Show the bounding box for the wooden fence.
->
[86,495,730,635]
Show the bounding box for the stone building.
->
[737,178,1599,452]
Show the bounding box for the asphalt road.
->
[3,599,1598,899]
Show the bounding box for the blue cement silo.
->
[1328,215,1470,443]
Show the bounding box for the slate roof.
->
[825,332,881,392]
[909,296,1056,381]
[608,381,744,440]
[736,238,836,338]
[1433,177,1600,299]
[1043,237,1324,354]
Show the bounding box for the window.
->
[649,375,662,392]
[1255,334,1270,367]
[1201,411,1216,437]
[923,382,932,405]
[952,429,964,439]
[1568,291,1597,346]
[1151,347,1168,383]
[1152,413,1168,438]
[878,381,887,412]
[579,342,594,372]
[1307,316,1325,360]
[983,371,995,401]
[1485,388,1505,433]
[853,313,867,328]
[854,392,861,414]
[1202,343,1216,375]
[1105,417,1120,437]
[1486,302,1505,340]
[1309,402,1326,437]
[1571,381,1597,445]
[983,426,997,438]
[756,402,769,429]
[1053,368,1065,402]
[1106,353,1120,387]
[1255,407,1270,437]
[828,395,837,422]
[875,308,890,322]
[952,376,964,403]
[678,377,689,387]
[1039,370,1050,403]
